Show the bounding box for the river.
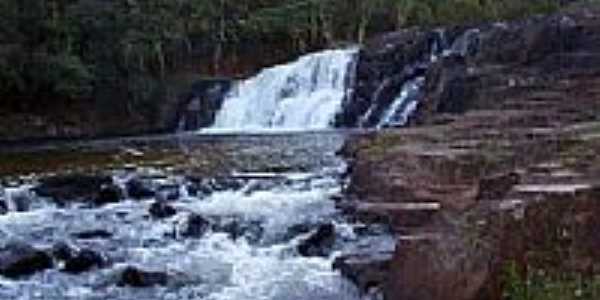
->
[0,132,394,300]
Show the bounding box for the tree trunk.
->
[213,0,226,74]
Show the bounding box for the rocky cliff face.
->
[341,4,600,300]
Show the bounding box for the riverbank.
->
[341,3,600,300]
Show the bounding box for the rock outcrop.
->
[177,79,232,131]
[342,4,600,299]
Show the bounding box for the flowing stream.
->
[0,133,394,300]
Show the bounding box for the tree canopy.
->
[0,0,566,108]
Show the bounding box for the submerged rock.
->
[0,242,53,278]
[181,214,211,238]
[50,242,105,274]
[94,184,123,206]
[72,229,113,240]
[149,201,177,219]
[187,177,247,196]
[118,266,168,287]
[63,249,105,274]
[155,185,180,202]
[213,218,263,243]
[126,178,155,199]
[297,223,336,257]
[51,242,75,261]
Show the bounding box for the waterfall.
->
[208,49,358,132]
[376,77,424,128]
[375,29,480,128]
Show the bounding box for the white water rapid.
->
[0,134,395,300]
[208,49,357,132]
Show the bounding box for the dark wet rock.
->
[126,178,155,199]
[149,201,177,219]
[0,242,53,278]
[178,78,232,131]
[187,177,247,196]
[72,229,113,240]
[337,28,462,127]
[0,187,6,214]
[34,174,113,205]
[297,223,336,257]
[285,223,313,240]
[94,184,123,206]
[51,242,75,261]
[184,183,200,197]
[12,194,31,212]
[181,214,210,238]
[118,266,168,287]
[213,218,263,243]
[0,200,7,215]
[333,252,394,294]
[63,249,105,274]
[1,187,33,212]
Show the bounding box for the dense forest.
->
[0,0,569,114]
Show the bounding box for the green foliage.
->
[0,0,577,107]
[502,262,600,300]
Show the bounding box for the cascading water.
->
[0,134,394,300]
[208,49,358,132]
[373,29,479,128]
[376,77,425,129]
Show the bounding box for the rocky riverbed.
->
[0,132,395,300]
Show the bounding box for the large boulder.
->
[297,223,336,257]
[34,174,114,206]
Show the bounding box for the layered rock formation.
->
[341,4,600,300]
